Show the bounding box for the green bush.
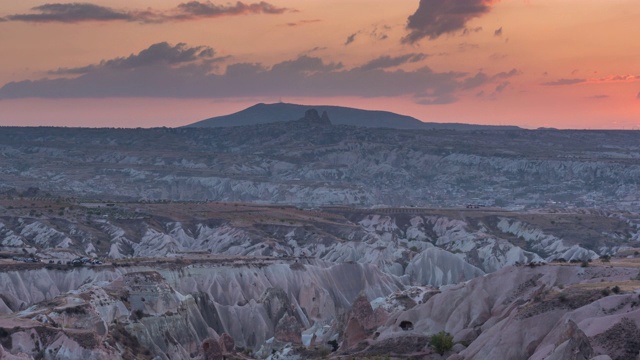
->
[430,331,454,355]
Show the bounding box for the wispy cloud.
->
[285,19,321,27]
[541,78,586,86]
[344,32,358,45]
[170,1,289,21]
[344,24,391,46]
[542,74,640,86]
[3,1,291,24]
[6,3,135,23]
[462,26,483,35]
[493,68,520,79]
[355,53,428,71]
[403,0,500,43]
[587,74,640,83]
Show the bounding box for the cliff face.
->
[1,202,639,359]
[3,260,640,359]
[334,263,640,359]
[0,260,403,359]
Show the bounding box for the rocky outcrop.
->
[202,337,223,360]
[296,109,332,127]
[0,260,403,358]
[274,314,303,344]
[335,263,640,359]
[405,247,485,286]
[543,320,593,360]
[340,294,388,350]
[218,333,235,354]
[1,253,639,359]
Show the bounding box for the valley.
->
[0,111,639,359]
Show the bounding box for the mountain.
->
[185,102,521,130]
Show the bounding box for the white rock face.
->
[405,248,485,286]
[0,260,404,359]
[368,264,640,360]
[2,208,634,290]
[497,218,599,261]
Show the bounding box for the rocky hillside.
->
[0,113,639,209]
[1,255,639,359]
[1,200,639,358]
[2,200,640,277]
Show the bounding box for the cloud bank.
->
[3,1,290,24]
[0,42,517,106]
[403,0,499,43]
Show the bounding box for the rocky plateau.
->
[0,110,639,359]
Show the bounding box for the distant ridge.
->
[185,102,520,130]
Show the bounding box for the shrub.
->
[580,260,589,267]
[612,285,621,294]
[430,331,454,355]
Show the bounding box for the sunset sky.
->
[0,0,639,128]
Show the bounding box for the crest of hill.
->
[185,102,520,130]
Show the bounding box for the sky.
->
[0,0,639,129]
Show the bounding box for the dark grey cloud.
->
[541,78,586,86]
[494,26,502,36]
[0,42,514,106]
[285,19,321,27]
[489,53,508,61]
[461,72,489,89]
[356,53,428,71]
[458,42,480,52]
[49,42,215,75]
[587,95,609,99]
[6,3,134,23]
[494,81,509,93]
[4,1,290,24]
[403,0,499,43]
[462,26,482,35]
[299,46,327,56]
[493,68,520,79]
[344,33,358,45]
[344,24,391,46]
[171,1,289,20]
[270,55,343,74]
[370,24,391,41]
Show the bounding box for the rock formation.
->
[296,109,332,127]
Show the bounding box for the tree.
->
[430,331,454,355]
